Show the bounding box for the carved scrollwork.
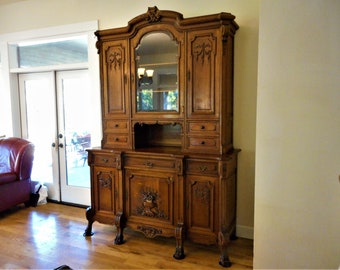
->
[137,225,162,238]
[98,177,112,188]
[193,41,212,64]
[192,181,212,205]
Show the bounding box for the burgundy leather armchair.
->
[0,137,35,212]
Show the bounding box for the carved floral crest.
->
[146,6,161,23]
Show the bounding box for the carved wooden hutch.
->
[84,7,239,267]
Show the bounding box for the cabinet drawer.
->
[188,121,219,134]
[104,120,129,133]
[187,137,219,152]
[186,159,219,175]
[124,155,182,173]
[105,134,130,149]
[91,153,120,167]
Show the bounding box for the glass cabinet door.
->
[135,32,179,112]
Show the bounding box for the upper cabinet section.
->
[95,7,238,153]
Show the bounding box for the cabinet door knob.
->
[115,137,119,141]
[201,125,205,130]
[144,161,153,167]
[201,141,205,145]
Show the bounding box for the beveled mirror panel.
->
[135,31,178,112]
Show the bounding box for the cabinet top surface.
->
[95,6,238,38]
[88,147,240,160]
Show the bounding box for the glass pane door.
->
[19,70,92,205]
[19,72,60,200]
[57,70,91,205]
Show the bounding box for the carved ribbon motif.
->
[193,41,212,64]
[107,49,122,70]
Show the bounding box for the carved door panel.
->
[186,29,220,119]
[101,39,129,118]
[93,166,119,217]
[125,169,177,237]
[186,174,218,245]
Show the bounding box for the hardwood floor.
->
[0,203,253,269]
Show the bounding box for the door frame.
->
[2,21,101,205]
[19,70,93,205]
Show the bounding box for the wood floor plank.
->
[0,203,253,269]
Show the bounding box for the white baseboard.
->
[236,225,254,239]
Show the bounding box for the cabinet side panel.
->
[221,34,235,152]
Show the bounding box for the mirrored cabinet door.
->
[135,31,179,113]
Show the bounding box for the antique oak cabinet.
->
[84,7,239,267]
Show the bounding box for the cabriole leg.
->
[114,212,125,245]
[83,206,95,237]
[218,231,232,267]
[173,222,185,260]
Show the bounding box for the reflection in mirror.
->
[135,32,178,112]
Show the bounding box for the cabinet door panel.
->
[93,166,118,214]
[102,40,129,117]
[187,29,220,118]
[125,169,175,225]
[186,174,219,245]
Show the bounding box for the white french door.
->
[19,70,92,205]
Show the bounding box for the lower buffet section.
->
[83,148,239,267]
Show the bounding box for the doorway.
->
[19,70,92,205]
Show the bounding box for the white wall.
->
[255,0,340,268]
[0,0,259,238]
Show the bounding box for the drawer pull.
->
[114,124,119,128]
[144,161,154,168]
[201,125,205,130]
[200,141,205,145]
[199,165,207,173]
[115,137,119,141]
[101,158,109,163]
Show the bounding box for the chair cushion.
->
[0,172,17,185]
